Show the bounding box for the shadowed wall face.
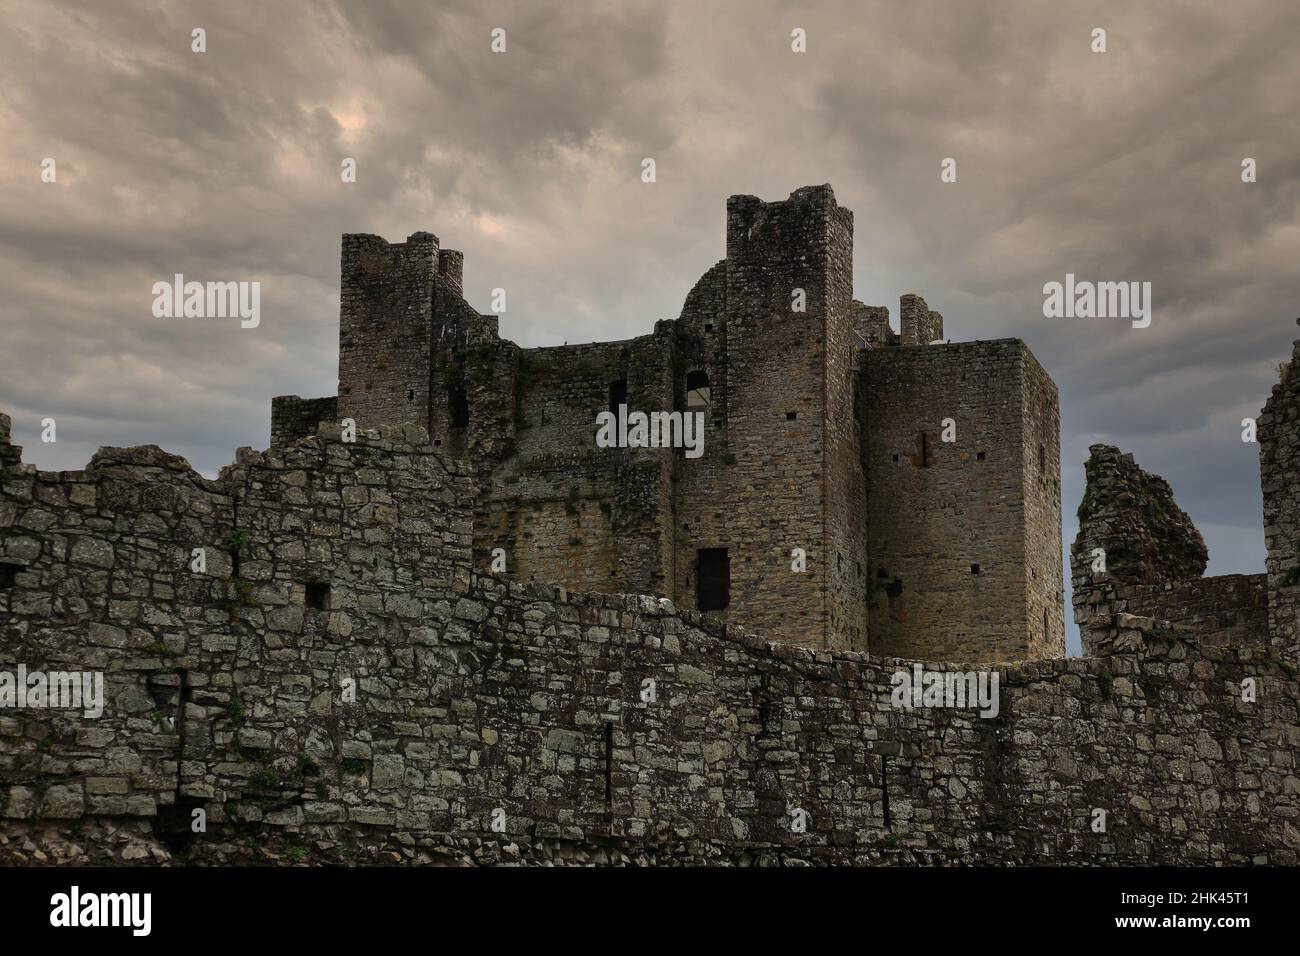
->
[863,340,1060,662]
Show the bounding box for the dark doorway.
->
[608,379,628,415]
[448,387,469,428]
[696,548,730,611]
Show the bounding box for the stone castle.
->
[1,185,1297,866]
[272,185,1064,662]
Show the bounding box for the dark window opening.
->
[696,548,730,612]
[970,564,981,576]
[1043,607,1049,638]
[977,451,986,461]
[0,562,24,588]
[448,388,469,428]
[892,453,899,463]
[916,430,934,466]
[305,581,331,610]
[154,671,205,855]
[884,578,903,598]
[786,411,797,421]
[407,388,414,402]
[604,722,614,807]
[608,379,627,416]
[686,370,710,408]
[704,323,714,333]
[1039,443,1046,471]
[881,755,892,830]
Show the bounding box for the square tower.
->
[672,185,867,649]
[337,232,438,433]
[860,340,1062,661]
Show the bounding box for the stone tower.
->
[668,185,866,648]
[336,232,437,434]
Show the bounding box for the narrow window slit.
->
[881,754,892,830]
[603,722,614,807]
[608,379,627,416]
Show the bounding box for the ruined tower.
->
[671,185,866,648]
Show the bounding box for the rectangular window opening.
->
[696,548,730,612]
[608,379,627,416]
[0,562,24,588]
[604,722,614,807]
[448,387,469,428]
[305,581,331,610]
[881,754,892,830]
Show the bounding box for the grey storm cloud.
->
[3,0,1300,653]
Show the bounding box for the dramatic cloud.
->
[4,0,1299,652]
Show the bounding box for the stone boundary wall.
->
[270,395,339,448]
[1074,573,1268,656]
[2,426,1296,866]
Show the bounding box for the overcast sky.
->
[4,0,1300,654]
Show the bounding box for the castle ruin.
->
[272,185,1064,661]
[1,185,1297,866]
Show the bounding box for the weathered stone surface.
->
[0,408,1296,866]
[1074,444,1208,585]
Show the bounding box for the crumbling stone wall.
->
[899,293,944,345]
[1073,444,1208,586]
[4,420,1295,866]
[270,395,338,447]
[1069,444,1262,658]
[0,418,471,859]
[851,302,894,347]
